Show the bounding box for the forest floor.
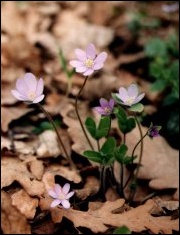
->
[1,1,179,234]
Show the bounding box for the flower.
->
[11,73,45,103]
[69,43,107,76]
[95,98,114,116]
[48,183,74,209]
[115,84,145,107]
[148,125,161,138]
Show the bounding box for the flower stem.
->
[37,103,75,169]
[75,76,94,150]
[99,165,106,200]
[123,114,146,191]
[97,139,100,151]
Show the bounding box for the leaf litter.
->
[1,1,179,234]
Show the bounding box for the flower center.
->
[58,193,66,200]
[28,91,36,101]
[85,58,94,68]
[104,107,111,114]
[125,97,135,106]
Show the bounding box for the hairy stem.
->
[123,114,146,191]
[75,76,94,150]
[37,103,75,169]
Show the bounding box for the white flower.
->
[48,183,74,209]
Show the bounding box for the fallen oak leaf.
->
[40,198,178,234]
[1,190,31,234]
[11,189,39,219]
[1,156,44,197]
[42,165,82,191]
[23,156,44,180]
[1,106,33,132]
[75,176,100,200]
[126,126,179,200]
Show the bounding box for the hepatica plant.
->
[11,43,162,204]
[11,73,74,169]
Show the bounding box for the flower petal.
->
[54,184,62,195]
[133,93,145,104]
[50,199,61,208]
[36,78,44,96]
[62,183,70,194]
[119,87,129,102]
[24,73,37,91]
[100,98,108,108]
[94,107,106,115]
[32,94,45,103]
[74,49,86,62]
[11,90,28,101]
[66,191,74,199]
[94,52,107,64]
[86,43,96,59]
[75,66,87,73]
[69,60,84,68]
[48,190,58,199]
[61,199,70,209]
[93,63,104,70]
[83,68,94,76]
[109,98,115,109]
[16,78,29,96]
[127,84,139,98]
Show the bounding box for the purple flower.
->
[48,183,74,209]
[115,84,145,107]
[11,73,45,103]
[95,98,115,116]
[69,43,107,76]
[148,125,161,138]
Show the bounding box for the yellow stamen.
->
[28,91,36,101]
[58,193,66,200]
[125,97,135,105]
[104,107,110,114]
[85,58,94,68]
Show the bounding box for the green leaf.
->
[101,137,116,155]
[151,79,167,92]
[116,106,127,120]
[144,38,167,58]
[126,117,136,132]
[85,117,96,139]
[115,144,128,163]
[83,150,102,164]
[123,155,137,165]
[96,116,111,139]
[113,226,131,234]
[128,103,144,113]
[111,93,123,105]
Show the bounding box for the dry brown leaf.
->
[114,126,179,200]
[42,164,82,190]
[36,130,61,158]
[105,187,120,201]
[1,2,25,36]
[61,100,99,155]
[40,197,178,234]
[1,156,44,197]
[11,189,39,219]
[24,156,44,180]
[52,10,114,56]
[1,107,33,132]
[1,190,31,234]
[1,136,37,155]
[75,176,100,200]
